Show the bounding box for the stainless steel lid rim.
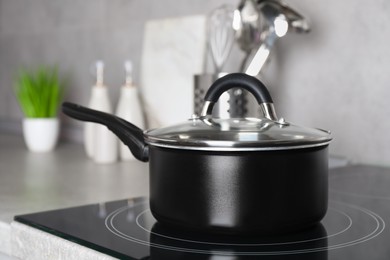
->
[144,123,332,147]
[146,140,331,151]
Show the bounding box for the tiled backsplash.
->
[0,0,389,165]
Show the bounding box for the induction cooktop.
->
[15,165,390,259]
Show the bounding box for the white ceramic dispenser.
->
[115,61,145,161]
[84,61,118,163]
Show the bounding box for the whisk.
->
[208,5,235,74]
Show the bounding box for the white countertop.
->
[0,133,149,224]
[0,132,149,257]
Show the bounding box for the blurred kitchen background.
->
[0,0,389,165]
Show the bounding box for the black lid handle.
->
[200,73,278,120]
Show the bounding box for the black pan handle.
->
[200,73,278,121]
[62,102,149,162]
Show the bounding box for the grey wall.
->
[0,0,390,165]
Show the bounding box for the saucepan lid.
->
[144,73,332,151]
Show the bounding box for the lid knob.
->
[200,73,278,121]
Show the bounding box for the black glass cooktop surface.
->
[15,165,390,259]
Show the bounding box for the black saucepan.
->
[62,73,332,235]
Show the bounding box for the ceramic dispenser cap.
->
[95,60,105,87]
[124,60,134,87]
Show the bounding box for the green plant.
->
[14,66,65,118]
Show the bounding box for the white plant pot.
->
[23,118,60,152]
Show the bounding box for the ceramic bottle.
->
[84,61,117,163]
[115,61,145,161]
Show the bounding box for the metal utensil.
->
[245,14,286,76]
[245,0,310,76]
[233,0,263,72]
[268,0,310,33]
[208,5,235,74]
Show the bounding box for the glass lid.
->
[144,116,332,151]
[144,73,332,151]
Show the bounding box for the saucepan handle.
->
[62,102,149,162]
[200,73,278,121]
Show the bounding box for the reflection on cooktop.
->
[14,165,390,259]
